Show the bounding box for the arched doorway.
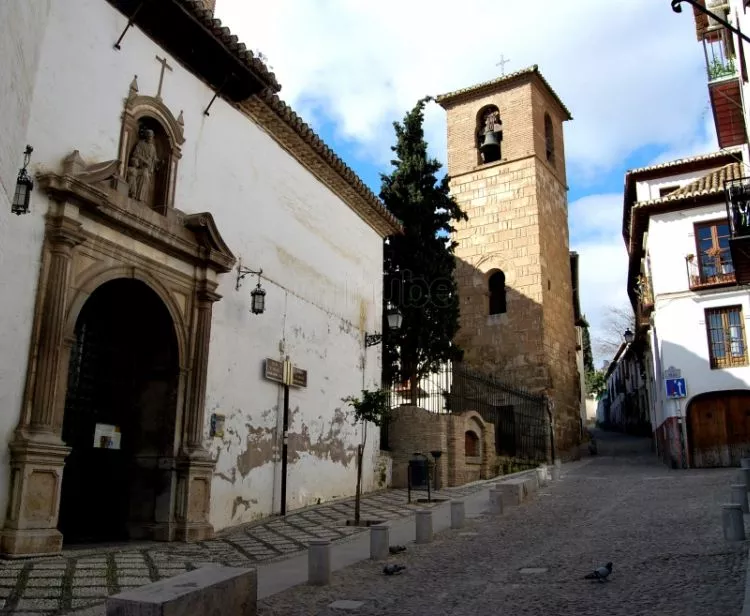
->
[687,390,750,468]
[58,279,180,544]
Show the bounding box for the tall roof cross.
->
[496,54,510,76]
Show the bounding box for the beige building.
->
[436,66,582,454]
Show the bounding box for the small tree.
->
[342,389,390,525]
[380,97,468,402]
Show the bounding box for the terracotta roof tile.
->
[626,148,743,176]
[635,162,743,208]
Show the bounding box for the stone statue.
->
[483,109,501,134]
[127,129,159,202]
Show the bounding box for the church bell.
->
[480,130,501,161]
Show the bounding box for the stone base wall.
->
[656,417,688,468]
[388,406,496,488]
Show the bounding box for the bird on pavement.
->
[389,545,406,554]
[383,564,406,576]
[583,562,612,582]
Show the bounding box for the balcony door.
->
[695,221,734,285]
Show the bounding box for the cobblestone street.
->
[260,432,749,616]
[0,482,487,615]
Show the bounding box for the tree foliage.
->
[585,369,607,398]
[380,97,467,402]
[592,305,636,362]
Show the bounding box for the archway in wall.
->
[687,389,750,468]
[58,279,180,544]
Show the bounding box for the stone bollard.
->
[741,468,750,491]
[741,458,750,469]
[489,488,503,515]
[415,510,433,544]
[307,539,331,585]
[450,500,465,529]
[551,465,561,481]
[732,484,750,514]
[369,524,389,561]
[536,467,548,487]
[722,504,746,541]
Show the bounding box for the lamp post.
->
[624,328,634,344]
[12,146,34,216]
[365,304,403,347]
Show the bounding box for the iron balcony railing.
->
[702,19,737,81]
[685,253,736,289]
[725,176,750,239]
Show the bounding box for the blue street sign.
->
[665,377,687,399]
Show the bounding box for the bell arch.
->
[476,104,502,164]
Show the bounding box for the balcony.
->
[686,253,736,289]
[725,176,750,284]
[635,274,654,315]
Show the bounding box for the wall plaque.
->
[93,423,121,450]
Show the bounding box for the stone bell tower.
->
[436,65,581,453]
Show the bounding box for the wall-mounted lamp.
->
[12,146,34,216]
[235,259,265,315]
[365,304,403,347]
[623,328,634,344]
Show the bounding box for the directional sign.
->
[665,377,687,399]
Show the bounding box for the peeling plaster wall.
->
[0,0,52,529]
[12,0,385,532]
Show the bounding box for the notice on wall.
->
[93,423,121,450]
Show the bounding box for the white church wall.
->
[0,0,52,531]
[18,0,386,531]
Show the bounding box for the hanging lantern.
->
[250,281,266,315]
[12,146,34,216]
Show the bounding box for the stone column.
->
[175,285,221,542]
[0,216,85,557]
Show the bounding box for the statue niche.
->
[126,119,169,209]
[477,105,502,164]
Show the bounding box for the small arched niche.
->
[465,430,480,458]
[488,269,506,315]
[476,105,503,165]
[544,112,555,163]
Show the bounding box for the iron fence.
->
[381,361,549,463]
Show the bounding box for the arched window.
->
[465,431,479,457]
[488,270,506,315]
[476,105,502,164]
[544,113,555,163]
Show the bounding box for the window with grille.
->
[695,220,735,284]
[705,306,748,368]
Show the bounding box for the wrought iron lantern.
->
[365,303,403,347]
[623,328,634,344]
[12,146,34,216]
[235,259,265,315]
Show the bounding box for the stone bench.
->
[494,474,539,506]
[105,565,256,616]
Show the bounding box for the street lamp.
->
[624,328,634,344]
[235,259,266,315]
[12,146,34,216]
[365,304,403,347]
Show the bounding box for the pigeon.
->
[584,562,612,582]
[382,564,406,576]
[389,545,406,554]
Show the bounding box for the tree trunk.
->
[354,443,363,524]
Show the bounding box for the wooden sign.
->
[264,358,284,384]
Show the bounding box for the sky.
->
[216,0,719,367]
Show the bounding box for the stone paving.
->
[0,482,489,615]
[259,433,749,616]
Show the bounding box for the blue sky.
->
[218,0,719,366]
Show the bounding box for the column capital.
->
[45,216,86,252]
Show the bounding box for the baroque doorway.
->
[58,279,179,544]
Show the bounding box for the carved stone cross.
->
[155,55,173,99]
[496,54,510,76]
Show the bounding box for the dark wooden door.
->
[689,392,750,467]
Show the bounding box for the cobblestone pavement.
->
[259,434,749,616]
[0,481,491,614]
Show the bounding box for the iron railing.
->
[685,253,736,289]
[381,361,549,463]
[725,176,750,239]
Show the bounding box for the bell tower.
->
[436,65,581,453]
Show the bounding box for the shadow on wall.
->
[656,339,750,468]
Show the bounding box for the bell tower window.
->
[544,113,555,163]
[477,105,502,164]
[488,270,506,315]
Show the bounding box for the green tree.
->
[585,369,607,398]
[581,316,595,375]
[380,97,467,403]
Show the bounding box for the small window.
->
[465,431,479,457]
[544,113,554,162]
[705,305,748,368]
[659,186,679,197]
[488,270,506,315]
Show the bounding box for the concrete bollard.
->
[722,504,746,541]
[741,458,750,469]
[536,467,548,487]
[307,539,331,585]
[450,500,465,529]
[369,524,389,561]
[415,510,433,544]
[732,484,750,514]
[489,488,503,515]
[551,465,561,481]
[741,468,750,491]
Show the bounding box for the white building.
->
[622,149,750,468]
[599,341,651,435]
[0,0,401,557]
